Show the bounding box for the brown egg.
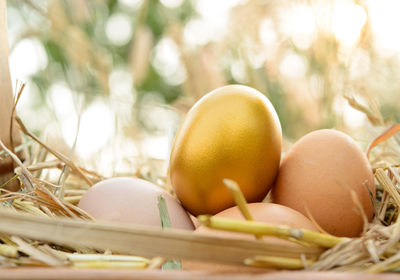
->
[78,177,194,230]
[183,203,318,271]
[271,129,375,237]
[169,85,282,216]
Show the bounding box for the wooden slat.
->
[0,208,322,266]
[0,268,397,280]
[0,0,21,191]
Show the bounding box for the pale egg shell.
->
[78,177,194,230]
[271,129,375,237]
[183,202,318,271]
[169,85,282,216]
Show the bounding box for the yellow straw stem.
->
[198,215,343,248]
[12,200,48,217]
[67,253,150,269]
[63,195,82,204]
[223,179,253,220]
[67,253,149,263]
[375,168,400,237]
[0,243,18,258]
[244,255,314,270]
[367,255,400,273]
[375,168,400,208]
[222,179,310,246]
[223,178,261,240]
[72,261,148,269]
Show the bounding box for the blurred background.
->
[5,0,400,177]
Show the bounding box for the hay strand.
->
[197,215,343,248]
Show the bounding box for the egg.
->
[169,85,282,216]
[271,129,375,237]
[183,203,318,271]
[78,177,194,230]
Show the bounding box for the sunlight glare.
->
[61,100,115,158]
[47,83,78,120]
[332,2,366,47]
[368,0,400,57]
[279,5,316,50]
[160,0,183,9]
[152,37,186,85]
[10,38,48,80]
[279,52,308,79]
[105,13,133,46]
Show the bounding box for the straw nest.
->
[1,90,400,273]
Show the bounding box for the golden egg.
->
[271,129,375,237]
[169,85,282,216]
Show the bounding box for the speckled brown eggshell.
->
[78,177,194,230]
[271,129,375,237]
[183,202,318,271]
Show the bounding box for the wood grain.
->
[0,268,397,280]
[0,208,322,266]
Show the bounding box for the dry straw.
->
[1,102,400,272]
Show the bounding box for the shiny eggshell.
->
[271,129,375,237]
[169,85,282,216]
[78,177,194,230]
[183,202,318,271]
